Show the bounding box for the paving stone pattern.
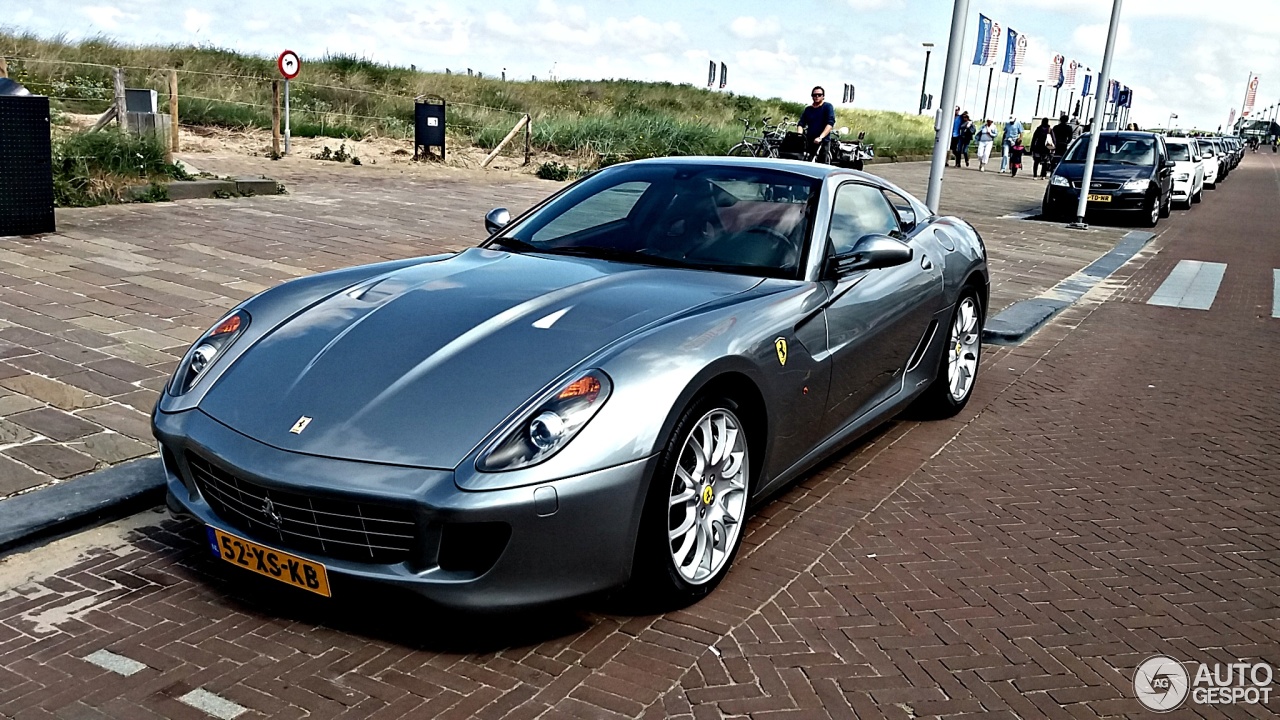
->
[0,152,1125,497]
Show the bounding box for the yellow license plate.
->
[1087,193,1112,202]
[207,526,331,597]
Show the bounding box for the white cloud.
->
[82,5,125,30]
[183,9,212,34]
[1070,23,1132,60]
[729,16,781,40]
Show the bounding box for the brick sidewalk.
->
[0,156,1275,718]
[0,152,1124,503]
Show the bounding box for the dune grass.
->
[52,128,189,206]
[2,30,935,164]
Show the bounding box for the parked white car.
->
[1195,138,1220,189]
[1165,137,1204,207]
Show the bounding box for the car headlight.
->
[477,370,612,472]
[1176,173,1190,181]
[1121,179,1149,191]
[168,310,250,396]
[1050,175,1070,187]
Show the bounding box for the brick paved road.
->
[0,153,1276,717]
[0,152,1125,496]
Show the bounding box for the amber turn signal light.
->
[556,376,601,400]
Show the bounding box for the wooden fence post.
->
[481,113,531,168]
[272,81,281,157]
[113,67,126,129]
[168,70,179,155]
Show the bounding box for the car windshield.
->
[1063,135,1156,164]
[489,164,821,279]
[1167,144,1191,161]
[1198,141,1216,156]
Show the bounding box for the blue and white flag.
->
[1081,73,1093,97]
[1002,28,1027,74]
[972,15,1002,66]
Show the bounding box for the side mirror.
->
[826,234,912,277]
[1164,160,1176,170]
[485,207,511,235]
[858,131,866,140]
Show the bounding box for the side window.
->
[881,189,917,232]
[531,181,649,243]
[828,183,901,256]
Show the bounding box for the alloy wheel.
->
[667,409,748,585]
[947,296,981,403]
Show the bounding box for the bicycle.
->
[728,116,790,158]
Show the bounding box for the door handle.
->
[920,256,933,270]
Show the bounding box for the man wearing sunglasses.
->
[799,86,835,163]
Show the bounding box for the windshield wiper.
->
[488,236,541,253]
[543,245,688,268]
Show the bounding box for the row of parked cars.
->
[1041,131,1247,227]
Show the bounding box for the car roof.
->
[624,155,840,180]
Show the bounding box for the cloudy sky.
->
[6,0,1278,131]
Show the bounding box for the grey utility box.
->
[125,88,158,113]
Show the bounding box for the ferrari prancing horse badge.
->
[774,337,788,366]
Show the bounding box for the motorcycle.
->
[831,128,875,171]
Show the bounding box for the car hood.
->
[200,248,760,469]
[1053,162,1154,183]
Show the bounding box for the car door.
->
[820,181,944,432]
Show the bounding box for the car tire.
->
[1159,193,1171,218]
[628,396,751,610]
[909,289,983,419]
[1143,196,1160,228]
[1192,187,1202,204]
[852,159,864,171]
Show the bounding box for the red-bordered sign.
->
[278,50,301,80]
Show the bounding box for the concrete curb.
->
[983,230,1156,345]
[0,457,164,554]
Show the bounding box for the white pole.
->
[926,0,972,214]
[284,78,291,155]
[1071,0,1124,228]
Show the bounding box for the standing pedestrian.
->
[1031,118,1052,177]
[1050,113,1074,172]
[976,119,997,171]
[1000,115,1023,173]
[799,86,835,163]
[953,112,975,167]
[1009,134,1025,177]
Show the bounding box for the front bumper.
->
[1044,184,1150,213]
[154,408,654,611]
[1171,179,1191,200]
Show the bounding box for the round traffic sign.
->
[278,50,301,80]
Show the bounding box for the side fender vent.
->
[905,320,939,373]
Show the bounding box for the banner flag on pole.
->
[707,60,715,88]
[1064,60,1078,88]
[1228,108,1236,126]
[1121,85,1132,108]
[1081,72,1093,97]
[1048,54,1064,88]
[719,62,727,89]
[972,14,1002,66]
[1243,74,1259,116]
[1002,28,1026,74]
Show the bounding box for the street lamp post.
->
[1034,80,1044,117]
[1168,112,1177,131]
[918,43,935,114]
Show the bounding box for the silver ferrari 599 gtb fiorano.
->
[154,157,987,611]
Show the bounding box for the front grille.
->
[1072,180,1121,190]
[186,452,416,564]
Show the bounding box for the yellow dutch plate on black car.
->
[207,526,331,597]
[1087,193,1112,202]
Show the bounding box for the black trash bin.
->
[0,92,55,237]
[414,96,445,161]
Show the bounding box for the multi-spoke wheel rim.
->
[947,297,981,403]
[668,409,748,585]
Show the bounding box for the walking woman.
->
[976,119,997,171]
[1030,118,1052,178]
[953,112,975,167]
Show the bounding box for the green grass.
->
[3,30,935,163]
[52,128,187,206]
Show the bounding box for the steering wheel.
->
[690,224,796,268]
